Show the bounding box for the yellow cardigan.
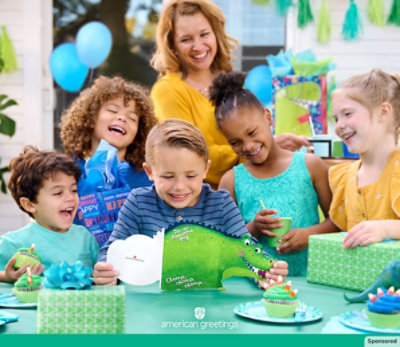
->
[329,150,400,231]
[150,73,238,186]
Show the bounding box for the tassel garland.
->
[342,0,362,40]
[297,0,314,28]
[368,0,385,27]
[388,0,400,26]
[275,0,293,16]
[317,0,331,44]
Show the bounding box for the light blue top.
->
[98,183,251,262]
[234,151,319,276]
[0,222,99,271]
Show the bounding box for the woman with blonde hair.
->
[151,0,309,188]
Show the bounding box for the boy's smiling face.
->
[143,146,211,209]
[22,172,79,233]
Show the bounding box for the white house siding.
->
[286,0,400,84]
[0,0,53,235]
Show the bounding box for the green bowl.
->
[366,309,400,329]
[262,299,299,318]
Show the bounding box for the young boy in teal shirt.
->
[94,119,288,286]
[0,146,99,283]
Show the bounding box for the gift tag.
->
[107,231,164,285]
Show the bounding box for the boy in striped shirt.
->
[94,119,287,285]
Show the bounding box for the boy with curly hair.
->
[60,75,158,189]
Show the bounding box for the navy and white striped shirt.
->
[98,183,250,262]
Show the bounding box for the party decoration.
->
[107,223,276,290]
[317,0,331,44]
[368,0,385,27]
[76,21,112,68]
[342,0,362,40]
[251,0,271,4]
[297,0,314,28]
[267,50,294,77]
[387,0,400,26]
[244,64,272,107]
[42,261,93,290]
[0,25,18,73]
[275,0,293,16]
[344,259,400,303]
[49,43,89,92]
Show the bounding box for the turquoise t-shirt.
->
[234,151,319,276]
[0,222,99,271]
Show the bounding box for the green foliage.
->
[0,95,17,193]
[0,94,17,137]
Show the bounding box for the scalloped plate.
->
[340,310,400,334]
[0,293,37,308]
[233,301,322,324]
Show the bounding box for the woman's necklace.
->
[184,77,210,98]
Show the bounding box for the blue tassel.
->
[275,0,293,16]
[342,0,362,40]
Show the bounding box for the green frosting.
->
[263,283,298,301]
[14,273,42,288]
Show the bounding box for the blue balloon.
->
[244,65,272,106]
[49,43,89,92]
[76,21,112,68]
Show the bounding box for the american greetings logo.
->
[161,307,239,331]
[194,307,205,320]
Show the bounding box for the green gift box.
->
[307,233,400,291]
[37,285,125,334]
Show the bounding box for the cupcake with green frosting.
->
[366,287,400,329]
[13,244,41,270]
[262,280,299,318]
[12,272,43,303]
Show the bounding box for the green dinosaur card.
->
[107,223,275,290]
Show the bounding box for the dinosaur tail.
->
[344,273,391,303]
[343,287,375,303]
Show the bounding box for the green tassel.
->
[342,0,362,40]
[297,0,314,28]
[275,0,293,16]
[317,0,331,44]
[0,25,18,73]
[388,0,400,26]
[368,0,385,27]
[251,0,271,5]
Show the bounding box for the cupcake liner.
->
[366,309,400,329]
[14,253,40,269]
[262,299,299,318]
[12,285,42,303]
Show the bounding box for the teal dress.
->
[234,151,319,276]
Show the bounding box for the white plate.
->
[0,293,37,308]
[233,301,323,324]
[340,310,400,334]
